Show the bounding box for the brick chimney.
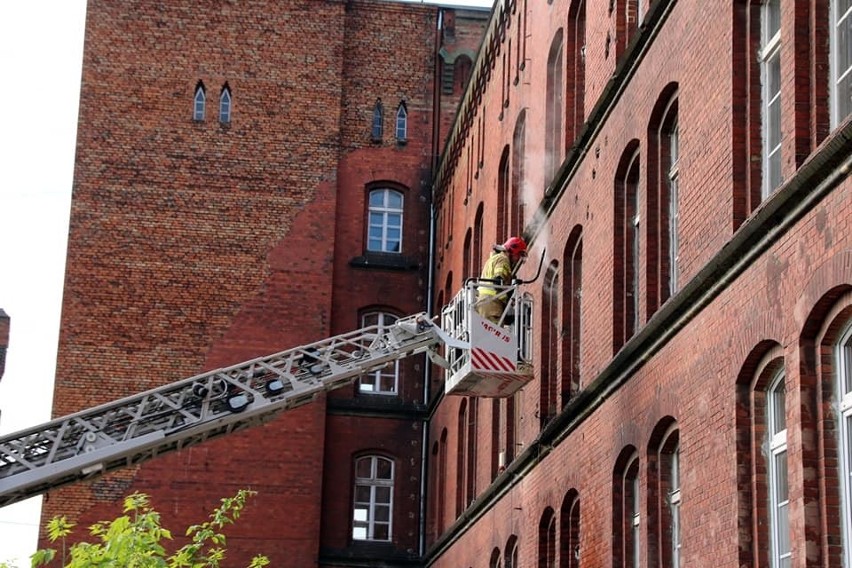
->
[0,308,9,382]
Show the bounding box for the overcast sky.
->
[0,0,493,564]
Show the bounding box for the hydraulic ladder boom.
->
[0,312,458,508]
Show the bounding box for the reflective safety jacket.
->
[478,251,512,298]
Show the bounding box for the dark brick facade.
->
[44,1,485,566]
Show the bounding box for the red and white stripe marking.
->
[471,348,514,372]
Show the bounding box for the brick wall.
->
[41,1,487,565]
[427,0,852,566]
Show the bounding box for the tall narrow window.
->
[541,262,560,428]
[506,535,520,568]
[667,119,680,295]
[511,113,527,236]
[831,0,852,126]
[219,85,232,124]
[560,491,581,567]
[567,0,587,143]
[490,548,503,568]
[368,188,403,253]
[352,455,394,541]
[614,449,640,568]
[396,102,408,142]
[836,322,852,567]
[761,0,782,197]
[614,144,641,352]
[562,228,583,396]
[359,312,399,394]
[651,421,680,568]
[193,82,206,121]
[457,400,467,516]
[767,369,790,568]
[539,507,557,568]
[545,30,565,187]
[372,99,384,141]
[669,445,682,566]
[466,397,478,507]
[498,146,511,238]
[647,86,679,312]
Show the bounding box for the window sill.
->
[350,252,419,271]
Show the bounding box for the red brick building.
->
[44,0,852,567]
[43,1,485,565]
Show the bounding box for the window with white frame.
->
[767,368,791,568]
[836,323,852,567]
[760,0,782,197]
[396,103,408,141]
[360,312,399,394]
[831,0,852,126]
[193,83,206,121]
[367,188,403,253]
[667,120,680,295]
[628,152,641,334]
[352,455,394,541]
[219,86,231,124]
[669,444,682,567]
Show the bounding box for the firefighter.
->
[476,236,528,323]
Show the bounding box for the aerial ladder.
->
[0,279,534,508]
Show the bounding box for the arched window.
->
[545,30,565,187]
[735,344,786,566]
[560,490,581,567]
[352,455,394,541]
[647,85,679,313]
[506,534,520,568]
[219,84,232,124]
[566,0,586,143]
[367,188,403,253]
[614,142,641,352]
[193,82,206,121]
[396,102,408,142]
[372,99,383,141]
[359,312,400,394]
[456,399,468,516]
[541,261,560,428]
[613,448,640,567]
[648,419,680,567]
[767,367,790,566]
[538,507,557,568]
[562,227,583,396]
[511,113,527,236]
[490,547,503,568]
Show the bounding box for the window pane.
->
[356,458,372,479]
[842,334,852,395]
[355,485,371,503]
[375,486,391,503]
[771,372,786,434]
[353,506,368,522]
[370,191,384,207]
[373,524,390,540]
[387,192,403,209]
[775,451,788,502]
[376,458,393,480]
[374,504,390,522]
[765,0,780,38]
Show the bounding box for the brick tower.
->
[44,1,486,565]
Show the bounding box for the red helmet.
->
[503,236,527,257]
